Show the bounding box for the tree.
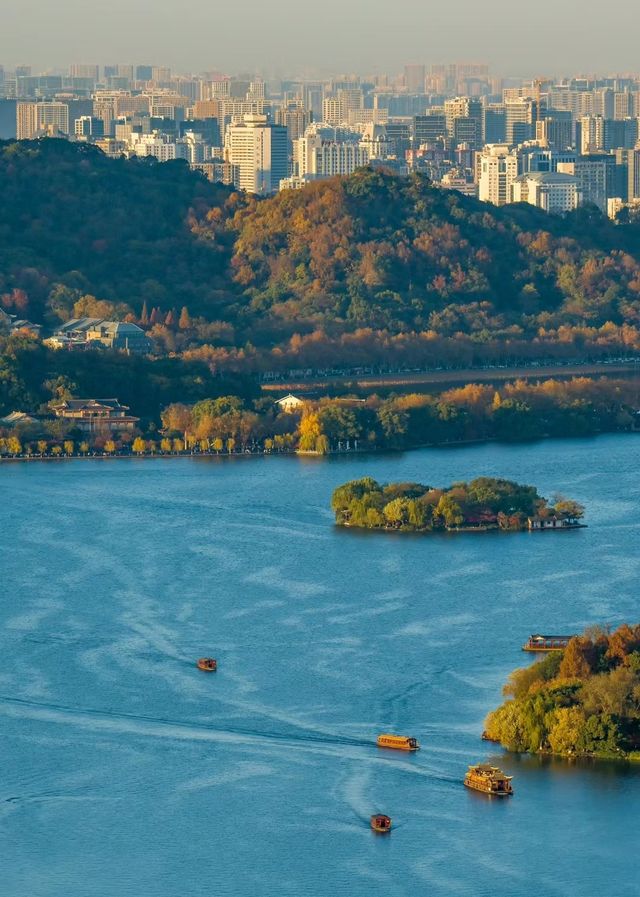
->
[178,306,192,330]
[37,440,48,456]
[383,498,411,527]
[377,403,409,447]
[212,437,223,453]
[298,412,322,451]
[160,437,173,453]
[63,440,74,456]
[553,497,585,520]
[161,403,193,449]
[7,436,22,455]
[132,437,146,454]
[79,441,89,455]
[51,445,62,457]
[435,494,464,528]
[172,438,183,453]
[548,707,586,755]
[226,437,236,453]
[559,637,596,679]
[315,434,330,454]
[104,440,116,454]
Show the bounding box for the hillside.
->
[3,140,640,371]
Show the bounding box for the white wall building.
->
[294,125,370,179]
[511,172,580,213]
[225,114,288,195]
[477,144,519,206]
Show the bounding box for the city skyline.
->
[3,0,640,77]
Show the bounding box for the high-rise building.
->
[74,115,104,138]
[17,101,69,138]
[444,97,482,136]
[404,64,426,94]
[69,64,100,81]
[535,111,573,150]
[511,171,580,213]
[275,102,312,144]
[151,67,171,84]
[613,92,633,120]
[414,114,447,144]
[294,125,369,179]
[615,148,640,201]
[483,104,506,144]
[477,144,519,205]
[504,98,541,144]
[225,114,288,194]
[0,99,17,139]
[322,98,344,126]
[385,121,412,157]
[557,154,617,211]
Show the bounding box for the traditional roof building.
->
[51,398,140,433]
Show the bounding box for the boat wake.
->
[0,694,457,783]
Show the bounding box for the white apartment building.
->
[128,132,180,162]
[477,144,519,206]
[556,157,613,212]
[511,171,580,213]
[225,114,288,195]
[294,125,370,179]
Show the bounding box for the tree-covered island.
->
[331,476,585,532]
[484,625,640,760]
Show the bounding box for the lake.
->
[1,434,639,897]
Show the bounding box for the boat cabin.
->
[376,734,420,751]
[370,814,392,833]
[464,764,513,796]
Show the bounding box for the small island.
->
[331,476,585,532]
[484,625,640,760]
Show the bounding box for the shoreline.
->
[0,429,637,464]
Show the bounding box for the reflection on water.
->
[1,434,639,897]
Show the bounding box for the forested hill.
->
[4,139,640,369]
[0,139,239,323]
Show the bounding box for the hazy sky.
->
[2,0,639,78]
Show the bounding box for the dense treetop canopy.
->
[485,624,640,758]
[4,140,640,370]
[330,475,584,531]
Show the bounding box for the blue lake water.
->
[1,434,639,897]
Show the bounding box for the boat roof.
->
[469,764,512,778]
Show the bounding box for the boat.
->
[197,657,217,671]
[376,733,420,751]
[370,814,392,833]
[464,763,513,796]
[522,634,575,652]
